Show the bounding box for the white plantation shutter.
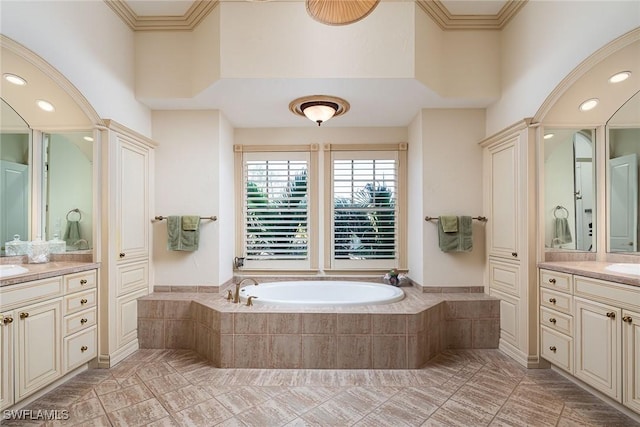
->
[332,151,398,268]
[243,153,309,264]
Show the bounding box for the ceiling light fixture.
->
[306,0,379,25]
[3,73,27,86]
[543,133,554,140]
[83,136,94,142]
[579,98,599,112]
[36,99,55,112]
[608,71,631,83]
[290,95,350,126]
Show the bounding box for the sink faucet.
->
[234,278,259,303]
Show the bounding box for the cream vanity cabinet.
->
[0,269,97,411]
[481,119,540,367]
[99,120,155,368]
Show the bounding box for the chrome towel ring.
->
[553,205,569,219]
[66,208,82,221]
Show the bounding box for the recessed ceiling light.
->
[579,98,599,112]
[83,136,94,142]
[3,73,27,86]
[608,71,631,83]
[36,99,55,112]
[543,133,554,140]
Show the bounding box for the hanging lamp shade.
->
[306,0,380,25]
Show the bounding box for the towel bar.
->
[424,216,487,222]
[153,215,217,221]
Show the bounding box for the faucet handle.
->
[246,296,258,306]
[226,289,233,301]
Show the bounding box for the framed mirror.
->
[0,98,31,253]
[607,90,640,253]
[544,128,596,252]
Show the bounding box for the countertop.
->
[0,262,100,287]
[538,261,640,287]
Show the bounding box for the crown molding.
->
[416,0,527,30]
[104,0,219,31]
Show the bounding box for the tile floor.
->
[3,349,639,427]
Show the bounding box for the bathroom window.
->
[325,144,407,270]
[236,146,318,271]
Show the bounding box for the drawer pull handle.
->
[606,312,616,319]
[80,279,87,285]
[548,278,556,284]
[80,299,88,305]
[19,312,29,319]
[511,252,518,257]
[81,346,88,352]
[549,346,557,353]
[623,316,633,323]
[80,318,88,324]
[2,317,13,325]
[548,298,556,304]
[549,318,557,324]
[119,253,126,258]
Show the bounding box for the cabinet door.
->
[574,297,621,401]
[15,299,62,401]
[117,138,150,261]
[623,310,640,413]
[0,311,14,411]
[488,137,519,259]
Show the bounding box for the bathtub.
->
[238,280,404,306]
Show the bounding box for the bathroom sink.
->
[605,263,640,276]
[0,264,29,278]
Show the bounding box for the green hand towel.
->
[438,216,473,252]
[182,216,200,231]
[439,215,458,233]
[167,216,181,251]
[63,220,81,246]
[166,216,200,251]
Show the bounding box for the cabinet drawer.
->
[63,308,96,336]
[541,287,572,315]
[539,269,572,293]
[63,289,96,315]
[64,326,97,372]
[540,326,572,373]
[0,277,63,311]
[574,275,640,312]
[489,259,520,297]
[540,307,572,336]
[116,261,149,297]
[64,270,97,294]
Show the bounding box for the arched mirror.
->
[544,128,596,252]
[607,90,640,253]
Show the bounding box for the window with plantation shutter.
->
[242,151,310,268]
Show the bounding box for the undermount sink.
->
[0,264,29,278]
[605,263,640,276]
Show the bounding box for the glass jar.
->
[48,234,66,254]
[5,234,28,256]
[27,237,50,263]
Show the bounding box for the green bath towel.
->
[438,215,473,252]
[167,215,200,251]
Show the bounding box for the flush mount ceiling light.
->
[579,98,599,112]
[289,95,350,126]
[3,73,27,86]
[306,0,379,25]
[543,133,554,140]
[608,71,631,83]
[36,99,55,112]
[83,136,94,142]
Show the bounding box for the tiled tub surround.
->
[138,287,500,369]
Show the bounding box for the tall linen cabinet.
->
[98,120,156,368]
[480,119,543,368]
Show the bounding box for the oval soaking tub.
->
[238,281,404,307]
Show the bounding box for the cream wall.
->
[420,109,486,287]
[217,112,235,283]
[0,1,152,137]
[487,0,640,135]
[407,112,425,285]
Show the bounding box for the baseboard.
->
[96,340,139,368]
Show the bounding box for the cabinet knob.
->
[622,315,633,323]
[549,318,557,324]
[549,346,557,353]
[80,346,88,352]
[548,278,556,284]
[119,253,126,258]
[80,299,88,305]
[19,312,29,319]
[80,318,88,324]
[511,252,518,257]
[548,298,556,304]
[2,316,13,325]
[606,312,616,319]
[80,279,87,285]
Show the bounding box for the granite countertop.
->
[538,261,640,287]
[0,262,101,287]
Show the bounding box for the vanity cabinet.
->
[481,119,540,367]
[99,121,156,368]
[0,269,97,411]
[623,309,640,413]
[539,269,573,373]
